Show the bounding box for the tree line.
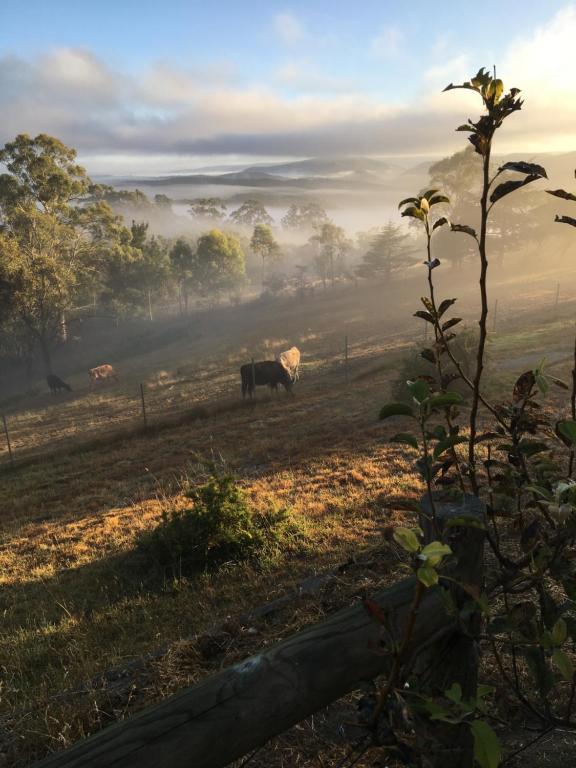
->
[6,132,535,379]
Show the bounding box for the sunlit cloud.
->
[2,5,576,176]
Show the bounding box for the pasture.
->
[2,259,576,766]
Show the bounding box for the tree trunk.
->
[39,335,53,376]
[59,311,68,343]
[147,290,153,322]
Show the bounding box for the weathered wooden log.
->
[34,579,455,768]
[34,495,485,768]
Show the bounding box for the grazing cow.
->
[278,346,301,381]
[46,374,72,394]
[241,361,293,399]
[89,364,118,387]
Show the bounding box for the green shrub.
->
[137,468,292,575]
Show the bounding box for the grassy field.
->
[3,259,576,766]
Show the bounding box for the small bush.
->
[137,468,292,576]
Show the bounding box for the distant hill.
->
[114,151,576,197]
[243,156,403,178]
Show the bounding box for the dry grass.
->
[3,261,576,766]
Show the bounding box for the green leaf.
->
[421,296,434,313]
[398,196,420,209]
[391,433,419,450]
[534,371,549,395]
[437,298,457,317]
[379,403,415,420]
[420,348,437,364]
[490,174,541,204]
[429,392,464,410]
[417,565,438,587]
[421,540,452,567]
[555,215,576,228]
[428,194,450,207]
[499,161,547,178]
[552,617,568,646]
[401,205,425,220]
[450,223,477,239]
[557,420,576,445]
[433,216,449,230]
[414,310,435,323]
[525,485,553,501]
[546,189,576,202]
[445,682,462,704]
[472,720,502,768]
[433,435,468,459]
[552,648,574,681]
[393,526,420,553]
[517,439,549,457]
[442,317,462,331]
[408,378,430,404]
[486,78,504,104]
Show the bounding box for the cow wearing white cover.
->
[278,346,301,381]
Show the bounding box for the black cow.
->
[240,360,293,399]
[47,374,72,393]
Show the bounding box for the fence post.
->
[2,413,14,467]
[251,358,256,399]
[140,384,148,430]
[492,298,498,333]
[344,335,349,385]
[418,493,486,768]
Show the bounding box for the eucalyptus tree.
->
[188,197,227,221]
[193,229,246,298]
[0,133,137,374]
[281,201,328,231]
[250,224,281,285]
[229,200,273,227]
[309,221,350,288]
[170,238,195,314]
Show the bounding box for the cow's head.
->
[279,365,294,391]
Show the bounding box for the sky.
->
[0,0,575,175]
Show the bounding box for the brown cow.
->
[89,364,118,387]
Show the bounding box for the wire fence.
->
[0,330,401,471]
[1,281,574,471]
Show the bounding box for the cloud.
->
[139,60,236,106]
[274,59,353,93]
[370,25,403,58]
[3,7,576,178]
[272,11,305,45]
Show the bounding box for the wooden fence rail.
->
[34,497,485,768]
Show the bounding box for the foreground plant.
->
[369,68,576,768]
